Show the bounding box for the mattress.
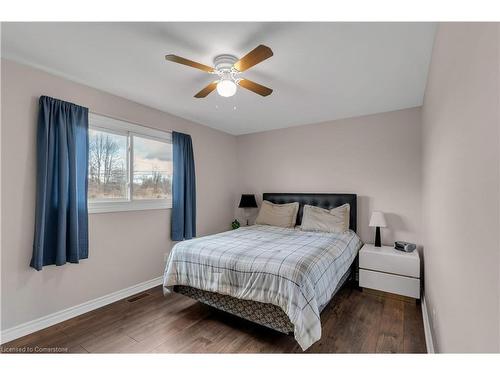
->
[163,225,362,350]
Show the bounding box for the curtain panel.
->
[171,131,196,241]
[31,96,89,271]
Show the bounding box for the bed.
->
[163,193,363,350]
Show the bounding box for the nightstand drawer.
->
[359,245,420,278]
[359,269,420,299]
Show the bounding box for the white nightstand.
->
[359,244,421,299]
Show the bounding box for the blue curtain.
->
[31,96,89,271]
[171,131,196,240]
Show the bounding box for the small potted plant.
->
[231,219,241,230]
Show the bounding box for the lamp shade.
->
[369,211,387,228]
[238,194,258,208]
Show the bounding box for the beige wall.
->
[0,60,238,330]
[236,107,423,247]
[422,23,500,352]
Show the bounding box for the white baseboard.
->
[421,293,435,353]
[0,276,163,344]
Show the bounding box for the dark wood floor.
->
[1,283,426,353]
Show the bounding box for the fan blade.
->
[238,79,273,97]
[233,45,273,72]
[165,54,214,73]
[194,81,218,98]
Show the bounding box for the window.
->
[88,128,128,201]
[88,114,172,213]
[132,135,172,200]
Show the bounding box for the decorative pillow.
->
[300,203,350,233]
[255,200,299,228]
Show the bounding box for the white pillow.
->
[301,203,350,233]
[255,200,299,228]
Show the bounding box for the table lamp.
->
[238,194,258,225]
[369,211,387,247]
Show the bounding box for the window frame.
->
[87,113,172,214]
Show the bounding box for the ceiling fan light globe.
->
[216,79,237,97]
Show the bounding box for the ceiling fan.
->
[165,44,273,99]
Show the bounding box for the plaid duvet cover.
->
[163,225,363,350]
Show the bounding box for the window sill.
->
[88,200,172,214]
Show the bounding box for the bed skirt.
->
[173,267,352,334]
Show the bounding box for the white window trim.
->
[88,199,172,214]
[88,113,172,214]
[89,113,172,141]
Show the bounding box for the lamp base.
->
[244,208,250,226]
[375,227,381,247]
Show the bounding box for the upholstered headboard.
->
[262,193,357,232]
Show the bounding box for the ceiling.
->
[1,22,436,135]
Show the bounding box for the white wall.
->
[422,23,500,352]
[0,59,238,331]
[236,108,423,247]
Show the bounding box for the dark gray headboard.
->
[262,193,357,232]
